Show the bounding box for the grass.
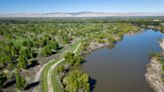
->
[51,70,62,92]
[41,61,53,92]
[40,40,82,92]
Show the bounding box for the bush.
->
[62,70,90,92]
[64,52,84,66]
[57,65,65,73]
[149,52,160,58]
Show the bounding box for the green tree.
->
[48,40,59,50]
[57,65,65,73]
[73,55,84,66]
[54,41,59,50]
[19,47,31,59]
[64,52,74,63]
[17,55,27,69]
[40,45,51,57]
[64,52,84,66]
[62,70,90,92]
[15,72,26,90]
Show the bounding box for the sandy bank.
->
[145,39,164,92]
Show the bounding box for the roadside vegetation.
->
[40,42,81,92]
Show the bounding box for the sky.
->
[0,0,164,13]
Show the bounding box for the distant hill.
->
[0,12,164,17]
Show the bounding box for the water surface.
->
[80,29,164,92]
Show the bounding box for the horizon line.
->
[0,12,164,14]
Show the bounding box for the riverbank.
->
[81,31,138,55]
[160,39,164,50]
[145,39,164,92]
[81,42,109,55]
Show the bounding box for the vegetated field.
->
[0,17,163,92]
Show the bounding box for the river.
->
[80,29,164,92]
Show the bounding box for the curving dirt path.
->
[47,43,81,92]
[33,43,81,92]
[35,59,54,83]
[32,58,55,92]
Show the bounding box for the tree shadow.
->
[108,44,115,49]
[32,52,38,58]
[50,46,63,55]
[24,81,40,90]
[51,50,57,54]
[0,66,5,70]
[58,46,63,50]
[27,60,39,69]
[89,77,97,92]
[80,59,87,65]
[3,79,16,88]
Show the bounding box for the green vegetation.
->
[41,61,53,92]
[2,18,164,91]
[56,65,65,73]
[150,52,164,74]
[41,42,81,92]
[149,52,161,59]
[15,71,26,90]
[50,42,82,92]
[62,70,90,92]
[64,52,84,66]
[41,40,59,57]
[53,47,88,92]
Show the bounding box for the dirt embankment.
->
[145,39,164,92]
[82,42,109,54]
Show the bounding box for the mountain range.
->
[0,12,164,17]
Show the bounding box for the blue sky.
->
[0,0,164,13]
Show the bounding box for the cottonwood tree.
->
[15,71,26,90]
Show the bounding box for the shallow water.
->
[80,29,164,92]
